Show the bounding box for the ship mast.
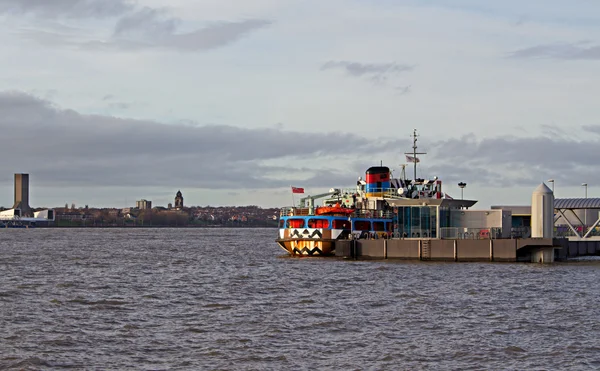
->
[404,129,427,180]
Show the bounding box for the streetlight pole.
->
[458,182,467,200]
[547,179,554,194]
[582,183,588,230]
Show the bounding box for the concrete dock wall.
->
[492,240,518,262]
[387,239,419,259]
[357,240,384,258]
[456,240,489,261]
[334,237,598,262]
[429,240,455,261]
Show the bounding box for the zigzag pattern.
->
[290,229,323,239]
[292,246,324,256]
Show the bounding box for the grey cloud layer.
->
[510,42,600,60]
[0,0,133,18]
[3,92,595,192]
[427,133,600,188]
[0,92,385,189]
[7,1,271,52]
[106,15,271,51]
[21,19,271,52]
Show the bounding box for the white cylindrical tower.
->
[531,183,554,238]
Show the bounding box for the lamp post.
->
[458,182,467,200]
[582,183,588,229]
[547,179,554,193]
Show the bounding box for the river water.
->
[0,228,599,370]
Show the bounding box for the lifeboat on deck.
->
[315,203,355,216]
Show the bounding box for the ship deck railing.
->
[334,187,406,198]
[333,187,439,200]
[280,207,394,219]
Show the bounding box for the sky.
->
[1,0,600,209]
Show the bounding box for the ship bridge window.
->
[286,219,305,228]
[332,219,350,229]
[308,219,329,229]
[279,219,284,228]
[354,220,371,231]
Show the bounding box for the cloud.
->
[108,102,130,110]
[321,61,414,90]
[513,14,529,26]
[322,61,414,77]
[8,2,271,52]
[106,14,272,52]
[14,29,78,47]
[35,16,272,52]
[0,0,133,18]
[396,85,411,95]
[19,19,272,52]
[510,42,600,60]
[0,91,392,190]
[113,7,179,39]
[427,132,600,187]
[3,91,600,206]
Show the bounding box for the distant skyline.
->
[2,0,600,208]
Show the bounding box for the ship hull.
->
[276,238,336,256]
[276,227,344,256]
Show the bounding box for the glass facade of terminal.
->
[395,206,451,238]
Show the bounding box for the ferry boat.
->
[276,130,453,256]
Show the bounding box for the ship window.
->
[286,219,305,228]
[354,221,371,231]
[279,219,284,228]
[308,219,329,229]
[373,221,385,231]
[332,219,351,229]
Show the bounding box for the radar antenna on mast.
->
[404,129,427,180]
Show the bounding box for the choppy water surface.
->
[1,228,599,370]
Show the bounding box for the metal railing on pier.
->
[555,225,600,238]
[439,227,503,239]
[439,227,534,239]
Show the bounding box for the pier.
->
[336,237,599,263]
[277,131,600,263]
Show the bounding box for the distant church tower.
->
[174,190,184,210]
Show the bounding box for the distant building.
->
[136,199,152,210]
[168,203,173,209]
[13,173,31,217]
[174,190,184,210]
